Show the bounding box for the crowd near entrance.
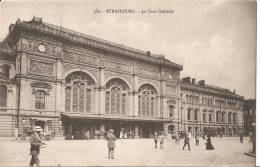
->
[63,117,163,139]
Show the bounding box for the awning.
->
[61,112,168,123]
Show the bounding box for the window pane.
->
[105,91,110,114]
[65,87,71,112]
[79,86,85,112]
[86,89,91,113]
[122,94,126,115]
[73,83,78,112]
[35,90,45,109]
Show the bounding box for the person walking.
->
[175,132,179,144]
[85,130,90,141]
[158,133,164,149]
[206,134,214,150]
[107,129,116,159]
[154,132,158,149]
[29,126,44,167]
[183,134,190,151]
[240,133,243,143]
[195,135,199,145]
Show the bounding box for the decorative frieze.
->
[166,84,178,95]
[63,51,99,66]
[103,60,132,73]
[136,67,159,79]
[30,60,53,74]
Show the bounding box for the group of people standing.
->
[153,131,215,151]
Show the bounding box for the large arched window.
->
[35,90,46,109]
[0,85,7,107]
[65,72,94,113]
[105,78,129,115]
[138,84,157,118]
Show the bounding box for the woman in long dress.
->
[206,135,214,150]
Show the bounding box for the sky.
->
[0,0,256,99]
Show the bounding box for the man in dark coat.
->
[206,134,214,150]
[29,126,43,167]
[183,134,190,151]
[107,129,116,159]
[240,133,243,143]
[154,131,158,149]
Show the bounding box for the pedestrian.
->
[206,134,214,150]
[195,135,199,145]
[158,133,164,149]
[29,126,44,167]
[240,133,243,143]
[154,132,158,149]
[183,134,190,151]
[220,132,222,138]
[175,132,179,144]
[85,130,90,141]
[107,129,116,159]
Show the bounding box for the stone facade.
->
[0,17,244,139]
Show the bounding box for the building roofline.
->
[180,80,244,100]
[8,17,183,71]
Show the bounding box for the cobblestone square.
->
[0,137,255,166]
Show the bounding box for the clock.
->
[38,44,46,53]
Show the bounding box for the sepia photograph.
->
[0,0,256,166]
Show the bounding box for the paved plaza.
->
[0,137,255,166]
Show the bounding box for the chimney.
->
[192,78,195,84]
[182,77,191,84]
[198,80,205,86]
[233,89,236,94]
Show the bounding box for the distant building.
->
[174,77,244,137]
[0,17,245,139]
[243,99,256,136]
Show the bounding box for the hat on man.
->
[109,129,114,133]
[33,126,43,132]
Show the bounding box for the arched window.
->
[35,90,46,109]
[194,109,198,120]
[228,112,232,123]
[216,111,220,122]
[202,110,207,122]
[0,85,7,107]
[105,79,129,115]
[187,109,191,120]
[208,111,213,122]
[222,112,225,123]
[65,72,94,112]
[169,105,175,118]
[138,84,157,118]
[233,113,236,124]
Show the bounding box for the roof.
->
[9,17,183,71]
[180,80,244,99]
